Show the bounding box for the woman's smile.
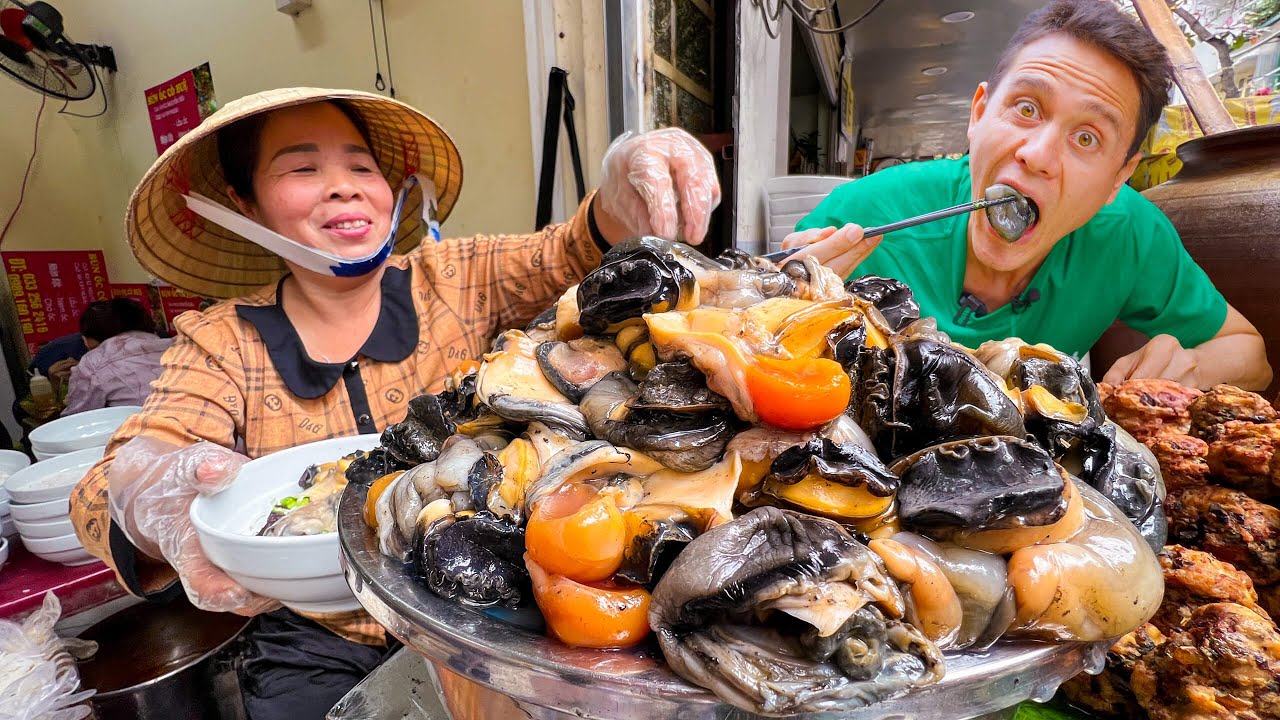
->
[322,213,375,241]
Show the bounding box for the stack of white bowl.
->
[29,406,141,461]
[0,449,32,543]
[4,446,105,565]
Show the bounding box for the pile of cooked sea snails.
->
[347,237,1166,716]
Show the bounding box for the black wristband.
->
[586,198,612,254]
[108,520,183,602]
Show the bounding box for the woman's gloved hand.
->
[594,128,721,245]
[107,437,279,616]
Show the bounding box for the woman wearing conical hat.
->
[68,87,719,718]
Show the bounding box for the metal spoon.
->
[762,183,1038,262]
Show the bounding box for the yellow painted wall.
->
[0,88,128,271]
[0,0,536,283]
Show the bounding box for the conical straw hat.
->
[126,87,463,299]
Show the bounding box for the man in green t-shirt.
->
[786,0,1270,391]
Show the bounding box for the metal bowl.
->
[338,483,1107,720]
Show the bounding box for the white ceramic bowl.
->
[23,532,84,554]
[15,516,75,539]
[29,406,140,457]
[32,546,96,566]
[0,498,8,518]
[0,450,31,501]
[4,446,104,505]
[190,434,380,614]
[9,497,71,523]
[31,447,57,462]
[0,536,8,570]
[0,515,15,538]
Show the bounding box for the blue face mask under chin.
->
[182,173,442,278]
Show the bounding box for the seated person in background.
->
[783,0,1270,391]
[32,333,88,376]
[62,298,174,415]
[32,332,88,383]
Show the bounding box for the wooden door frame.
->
[732,2,792,255]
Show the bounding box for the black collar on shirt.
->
[235,266,417,400]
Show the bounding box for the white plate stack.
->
[29,406,141,461]
[3,446,105,566]
[0,450,32,544]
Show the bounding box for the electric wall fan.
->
[0,0,115,102]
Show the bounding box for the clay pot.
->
[1090,124,1280,396]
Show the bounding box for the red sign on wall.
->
[3,251,111,357]
[157,285,210,331]
[144,62,217,155]
[110,283,165,332]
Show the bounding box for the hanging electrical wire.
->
[367,0,386,91]
[56,66,109,119]
[377,0,397,98]
[752,0,888,39]
[1,91,47,247]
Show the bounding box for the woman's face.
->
[231,102,395,260]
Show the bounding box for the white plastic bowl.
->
[190,434,380,614]
[15,516,75,539]
[29,405,140,457]
[4,446,104,505]
[9,497,71,523]
[0,450,31,501]
[32,546,96,566]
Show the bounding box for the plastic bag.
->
[0,593,97,720]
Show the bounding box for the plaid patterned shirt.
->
[70,197,604,645]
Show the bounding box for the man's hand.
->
[780,224,881,280]
[593,128,721,246]
[1102,334,1200,387]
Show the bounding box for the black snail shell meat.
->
[417,511,530,608]
[630,361,731,414]
[891,436,1068,534]
[886,337,1026,458]
[580,372,734,473]
[745,438,899,522]
[650,507,944,716]
[1078,422,1168,552]
[576,236,698,335]
[344,447,409,486]
[845,275,921,333]
[380,394,455,466]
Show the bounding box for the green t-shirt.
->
[795,157,1227,359]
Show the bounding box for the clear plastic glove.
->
[106,437,279,616]
[595,128,721,245]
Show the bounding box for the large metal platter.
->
[338,484,1107,720]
